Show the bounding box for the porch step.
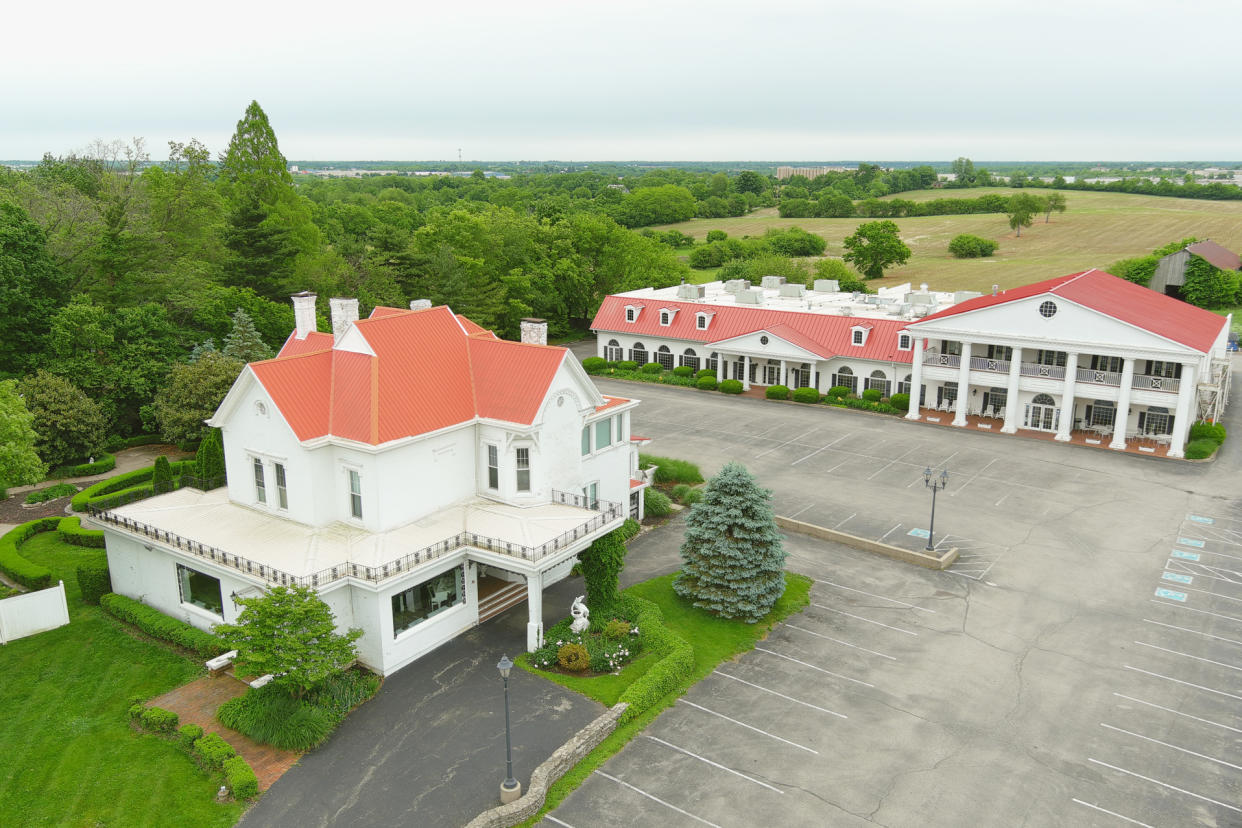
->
[478,582,527,624]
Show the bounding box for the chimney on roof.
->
[409,299,433,311]
[291,292,318,340]
[520,318,547,346]
[329,297,359,344]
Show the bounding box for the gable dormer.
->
[624,305,642,323]
[897,331,912,351]
[658,307,679,327]
[695,311,715,331]
[850,324,873,347]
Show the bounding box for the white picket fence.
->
[0,581,70,644]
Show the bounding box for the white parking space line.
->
[1070,799,1153,827]
[754,647,875,687]
[791,433,851,466]
[1150,599,1242,626]
[948,458,997,497]
[824,457,852,474]
[593,770,723,828]
[878,523,902,542]
[1164,561,1242,587]
[1088,758,1242,815]
[788,503,814,519]
[815,579,937,613]
[1182,546,1242,564]
[785,623,897,660]
[866,446,920,480]
[1142,618,1242,647]
[1134,640,1242,672]
[641,734,784,794]
[1101,723,1242,771]
[1113,693,1242,734]
[544,815,575,828]
[831,513,856,530]
[1124,665,1242,701]
[712,671,848,718]
[810,604,918,636]
[677,699,818,754]
[755,428,818,458]
[1159,583,1242,606]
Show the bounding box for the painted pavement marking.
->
[1070,799,1153,828]
[1188,514,1216,525]
[1169,584,1242,605]
[753,647,875,688]
[813,578,937,613]
[1134,641,1242,673]
[866,445,921,480]
[788,503,815,519]
[1165,561,1242,587]
[1088,758,1242,815]
[1161,572,1193,585]
[755,428,819,458]
[1171,549,1201,561]
[712,670,848,718]
[544,816,575,828]
[1123,665,1242,701]
[790,433,851,466]
[1178,537,1206,549]
[810,603,918,636]
[878,523,903,542]
[831,513,856,530]
[593,770,723,828]
[641,734,784,794]
[908,528,930,539]
[1154,588,1187,602]
[676,699,818,754]
[1101,723,1242,771]
[785,623,897,660]
[1143,618,1242,648]
[1113,692,1242,734]
[1151,600,1242,626]
[948,458,997,497]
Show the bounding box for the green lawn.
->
[0,530,246,828]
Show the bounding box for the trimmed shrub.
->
[670,483,692,503]
[694,369,717,379]
[581,356,608,374]
[0,518,59,590]
[617,595,694,723]
[644,488,672,518]
[1185,439,1219,460]
[672,365,694,378]
[948,233,998,258]
[616,360,638,371]
[617,517,641,543]
[557,642,590,672]
[100,592,227,658]
[639,455,704,484]
[216,676,369,752]
[24,483,78,504]
[791,387,820,404]
[682,488,703,506]
[128,703,146,721]
[719,379,744,394]
[58,516,105,548]
[696,375,718,391]
[71,461,196,512]
[765,384,790,400]
[76,563,112,605]
[178,723,204,751]
[890,392,910,411]
[47,453,116,479]
[223,756,259,799]
[827,385,853,398]
[603,618,631,641]
[641,362,663,374]
[193,732,236,770]
[1189,421,1227,444]
[152,456,173,494]
[195,428,226,483]
[862,387,883,402]
[140,706,180,733]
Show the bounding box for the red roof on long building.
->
[591,295,914,363]
[252,306,571,444]
[915,269,1225,353]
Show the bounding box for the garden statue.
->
[570,595,590,634]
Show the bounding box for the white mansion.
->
[92,297,648,675]
[592,270,1230,458]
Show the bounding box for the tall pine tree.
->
[222,308,273,362]
[673,463,787,622]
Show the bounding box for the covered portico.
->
[708,329,827,391]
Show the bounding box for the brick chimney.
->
[329,297,359,344]
[520,318,548,346]
[291,292,318,340]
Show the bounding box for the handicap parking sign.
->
[1155,588,1187,602]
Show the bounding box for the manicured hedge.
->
[24,483,79,504]
[47,453,117,479]
[719,379,743,394]
[58,516,106,548]
[1189,421,1227,444]
[0,518,60,590]
[861,387,883,402]
[672,365,694,378]
[100,592,228,658]
[791,387,821,404]
[696,376,718,390]
[582,357,608,374]
[827,385,853,398]
[616,595,694,723]
[193,732,237,770]
[765,384,790,400]
[641,362,663,374]
[140,706,180,733]
[71,461,197,512]
[1185,439,1219,460]
[223,755,259,799]
[178,723,204,750]
[832,397,903,416]
[76,563,112,605]
[616,360,638,371]
[890,392,910,411]
[694,369,716,380]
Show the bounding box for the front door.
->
[764,364,780,385]
[1026,403,1059,431]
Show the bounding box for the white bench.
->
[205,650,238,675]
[249,674,275,689]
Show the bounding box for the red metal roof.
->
[916,269,1225,353]
[592,296,914,364]
[594,395,631,413]
[252,306,572,445]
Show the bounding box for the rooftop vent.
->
[677,283,706,300]
[813,279,839,293]
[778,284,805,298]
[760,276,787,289]
[736,288,763,305]
[723,279,751,293]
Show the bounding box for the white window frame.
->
[696,313,711,330]
[595,418,611,450]
[624,305,640,323]
[898,333,912,351]
[580,426,591,456]
[252,457,267,505]
[515,447,531,492]
[850,326,869,346]
[658,308,678,326]
[582,481,599,509]
[613,412,624,443]
[274,462,288,510]
[347,468,363,520]
[486,444,499,490]
[604,339,623,361]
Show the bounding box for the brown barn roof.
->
[1186,240,1241,271]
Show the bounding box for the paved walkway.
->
[148,673,300,791]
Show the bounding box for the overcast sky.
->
[6,0,1240,162]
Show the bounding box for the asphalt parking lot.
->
[541,374,1242,827]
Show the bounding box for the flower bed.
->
[529,612,643,675]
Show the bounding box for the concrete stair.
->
[478,581,527,623]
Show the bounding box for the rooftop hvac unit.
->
[913,306,929,317]
[677,283,706,300]
[813,279,839,293]
[778,284,805,298]
[907,293,935,305]
[760,276,787,289]
[723,279,751,293]
[953,291,983,303]
[736,288,763,305]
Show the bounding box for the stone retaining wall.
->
[465,701,628,828]
[777,516,957,570]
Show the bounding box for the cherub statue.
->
[570,595,590,634]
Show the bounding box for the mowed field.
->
[652,188,1242,293]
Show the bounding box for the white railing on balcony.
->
[969,356,1010,374]
[924,352,960,368]
[1132,374,1180,392]
[1019,362,1065,380]
[1076,367,1122,386]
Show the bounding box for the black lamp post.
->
[497,655,521,803]
[923,467,949,552]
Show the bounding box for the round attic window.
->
[557,396,564,407]
[760,335,769,345]
[1039,300,1057,318]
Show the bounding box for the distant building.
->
[776,166,850,180]
[1151,240,1241,296]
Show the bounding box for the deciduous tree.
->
[1006,193,1042,237]
[153,352,245,444]
[0,201,72,374]
[1043,192,1067,222]
[842,220,911,279]
[16,370,106,468]
[0,380,47,491]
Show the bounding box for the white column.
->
[952,341,972,427]
[525,572,543,652]
[742,355,751,390]
[1055,352,1079,441]
[1109,358,1136,450]
[1168,362,1197,459]
[780,359,788,387]
[1001,347,1023,433]
[906,337,924,420]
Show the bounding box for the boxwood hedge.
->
[0,517,60,590]
[615,595,694,723]
[100,592,227,658]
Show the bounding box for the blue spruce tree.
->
[673,462,787,622]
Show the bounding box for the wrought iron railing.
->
[87,491,622,589]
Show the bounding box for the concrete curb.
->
[776,515,957,570]
[465,702,628,828]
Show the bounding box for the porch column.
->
[906,336,923,420]
[525,572,543,652]
[952,341,972,427]
[1001,346,1023,433]
[1055,352,1079,441]
[742,355,751,390]
[1109,358,1136,450]
[1168,362,1197,459]
[780,359,788,387]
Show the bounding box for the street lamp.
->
[923,467,949,552]
[497,655,522,804]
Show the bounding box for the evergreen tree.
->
[16,370,107,468]
[222,308,273,362]
[674,462,787,622]
[195,427,226,484]
[152,454,173,494]
[221,193,299,299]
[188,339,217,363]
[578,528,627,618]
[154,353,244,444]
[218,101,295,207]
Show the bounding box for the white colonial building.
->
[92,296,649,675]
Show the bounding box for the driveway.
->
[538,375,1242,827]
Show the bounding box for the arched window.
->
[705,352,719,372]
[897,374,913,396]
[832,365,857,393]
[680,347,700,371]
[656,344,675,370]
[1033,393,1055,405]
[630,341,647,365]
[864,369,890,397]
[605,339,623,361]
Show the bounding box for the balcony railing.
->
[923,352,960,368]
[1019,362,1066,380]
[88,489,623,589]
[969,356,1010,374]
[1132,374,1180,392]
[1076,367,1122,387]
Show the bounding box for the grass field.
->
[0,530,246,828]
[655,188,1242,293]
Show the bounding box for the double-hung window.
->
[253,458,266,504]
[581,426,591,456]
[348,469,363,519]
[487,445,499,489]
[274,463,288,509]
[515,448,530,492]
[583,481,599,509]
[595,418,611,450]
